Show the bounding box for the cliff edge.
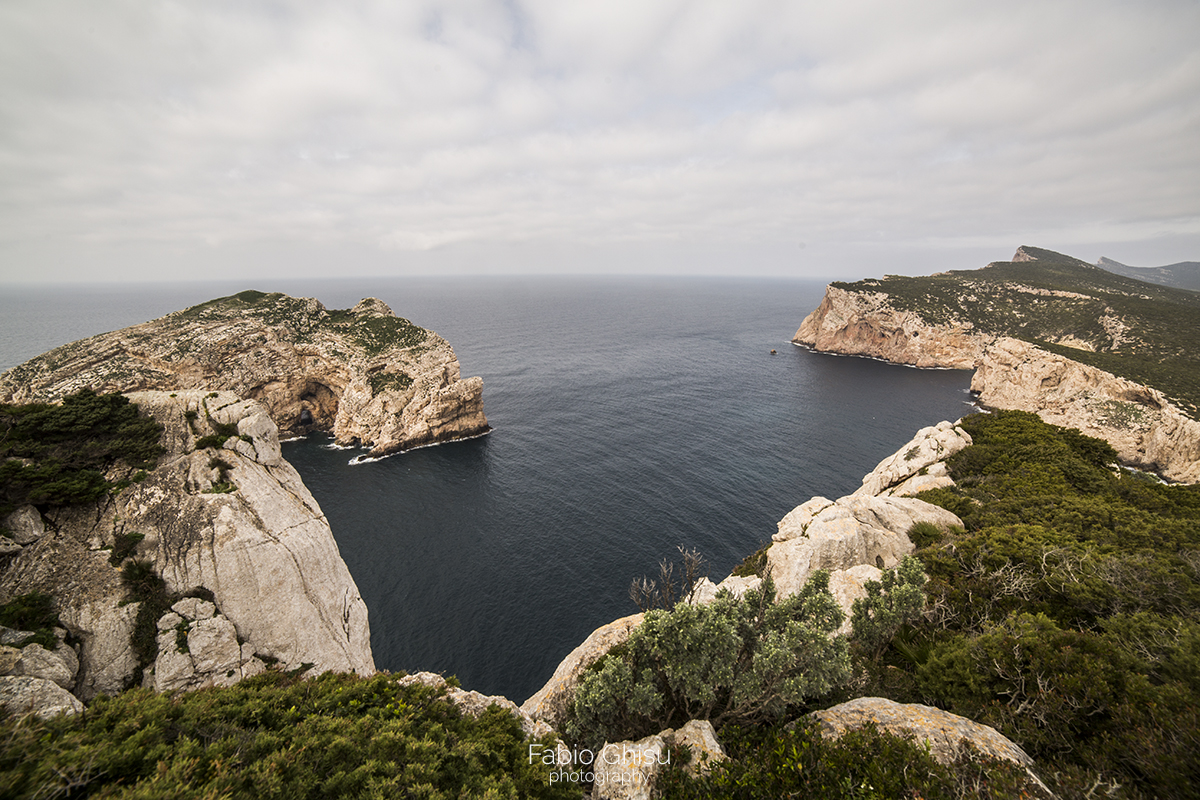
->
[1,390,374,702]
[0,291,490,458]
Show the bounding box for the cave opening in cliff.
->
[299,381,338,431]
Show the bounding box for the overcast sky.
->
[1,0,1198,283]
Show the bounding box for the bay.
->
[0,275,974,703]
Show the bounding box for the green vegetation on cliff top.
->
[177,290,428,356]
[832,246,1200,416]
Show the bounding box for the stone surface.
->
[768,494,961,600]
[974,337,1200,483]
[668,720,726,775]
[0,292,489,458]
[172,598,216,621]
[807,697,1050,793]
[10,643,74,689]
[686,575,762,606]
[521,614,644,727]
[0,675,83,718]
[593,732,671,800]
[0,391,375,699]
[2,506,44,545]
[854,421,972,497]
[826,564,884,636]
[0,645,21,673]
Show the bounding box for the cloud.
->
[0,0,1197,281]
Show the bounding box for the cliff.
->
[0,291,490,458]
[1,390,374,703]
[795,246,1200,481]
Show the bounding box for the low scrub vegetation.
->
[1,671,579,800]
[0,389,163,515]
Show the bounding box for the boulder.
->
[768,494,961,600]
[826,564,884,635]
[593,731,671,800]
[669,720,726,775]
[398,672,553,739]
[9,643,74,689]
[686,575,762,606]
[807,697,1051,794]
[521,614,644,727]
[0,675,83,718]
[854,421,971,497]
[2,505,44,545]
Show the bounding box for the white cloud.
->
[0,0,1197,281]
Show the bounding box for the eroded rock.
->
[521,614,645,728]
[0,675,83,718]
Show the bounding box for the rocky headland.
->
[1,390,374,716]
[0,291,490,458]
[795,245,1200,483]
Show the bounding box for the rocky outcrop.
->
[974,337,1200,483]
[807,697,1051,795]
[0,292,489,458]
[769,494,961,601]
[854,421,972,497]
[521,614,644,727]
[793,285,988,368]
[593,721,727,800]
[0,390,374,701]
[0,675,84,719]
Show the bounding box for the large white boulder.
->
[855,421,972,497]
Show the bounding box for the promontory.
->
[795,246,1200,482]
[0,291,490,458]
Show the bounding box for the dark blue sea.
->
[0,276,974,703]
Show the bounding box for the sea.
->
[0,276,975,703]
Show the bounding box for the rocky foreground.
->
[0,291,490,458]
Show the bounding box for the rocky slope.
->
[1,390,374,706]
[0,291,490,458]
[795,246,1200,481]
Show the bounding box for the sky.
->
[1,0,1198,284]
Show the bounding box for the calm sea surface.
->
[0,276,974,702]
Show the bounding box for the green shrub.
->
[0,592,61,648]
[0,389,163,514]
[0,671,581,800]
[566,573,849,750]
[850,556,927,661]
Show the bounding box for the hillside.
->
[1097,256,1200,292]
[813,246,1200,418]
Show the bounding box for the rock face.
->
[807,697,1050,794]
[793,285,988,369]
[974,337,1200,483]
[521,614,644,727]
[0,292,489,458]
[0,390,374,700]
[854,421,972,497]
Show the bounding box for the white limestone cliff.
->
[0,390,374,702]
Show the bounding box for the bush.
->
[0,389,163,514]
[0,671,581,799]
[566,573,849,750]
